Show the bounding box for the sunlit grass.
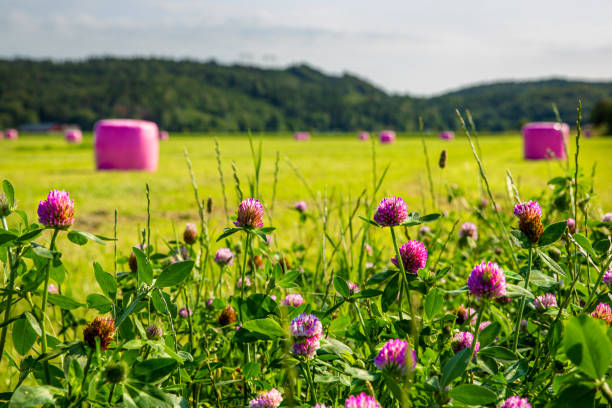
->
[1,132,610,299]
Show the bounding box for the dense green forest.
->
[1,57,611,132]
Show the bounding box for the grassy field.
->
[1,132,611,298]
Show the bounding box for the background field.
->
[1,132,611,300]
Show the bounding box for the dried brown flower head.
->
[83,316,116,350]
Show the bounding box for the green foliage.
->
[447,384,497,405]
[563,315,612,380]
[1,58,612,131]
[0,112,609,407]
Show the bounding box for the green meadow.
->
[1,132,611,299]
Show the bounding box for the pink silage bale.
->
[439,131,454,140]
[65,129,82,144]
[5,129,18,140]
[94,119,159,171]
[522,122,569,160]
[379,130,396,144]
[294,132,310,141]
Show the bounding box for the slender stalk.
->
[184,148,211,308]
[314,189,328,293]
[512,245,533,353]
[0,216,16,364]
[600,382,612,405]
[418,116,435,210]
[214,138,230,222]
[239,232,251,323]
[353,302,374,353]
[469,301,487,367]
[528,251,586,381]
[182,287,194,351]
[371,136,377,192]
[302,361,318,404]
[585,263,606,309]
[247,131,262,199]
[113,209,118,276]
[269,151,280,222]
[465,110,482,159]
[80,347,94,391]
[108,383,116,404]
[456,110,520,273]
[390,227,409,322]
[231,161,243,204]
[552,103,570,170]
[432,220,459,274]
[40,228,59,384]
[572,101,582,223]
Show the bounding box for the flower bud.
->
[104,361,128,384]
[438,149,447,169]
[183,223,198,245]
[146,325,163,340]
[218,305,237,326]
[0,194,14,216]
[129,253,138,273]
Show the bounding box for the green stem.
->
[194,247,209,309]
[528,252,585,383]
[40,228,60,384]
[600,382,612,406]
[182,287,194,351]
[145,184,151,262]
[585,265,606,310]
[512,245,533,353]
[470,301,487,364]
[108,383,116,404]
[80,347,94,391]
[390,227,409,321]
[302,362,318,404]
[353,303,373,353]
[419,116,436,210]
[239,232,251,323]
[0,216,16,365]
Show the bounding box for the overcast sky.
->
[2,1,612,95]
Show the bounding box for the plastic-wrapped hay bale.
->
[583,124,593,138]
[293,132,310,141]
[94,119,159,171]
[358,131,370,141]
[65,129,82,144]
[439,131,454,140]
[5,129,18,140]
[522,122,569,160]
[0,131,4,139]
[159,130,169,140]
[379,130,396,144]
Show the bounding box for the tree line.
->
[1,57,611,133]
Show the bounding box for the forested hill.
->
[1,57,611,132]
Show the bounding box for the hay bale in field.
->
[0,131,3,139]
[5,129,18,140]
[94,119,159,171]
[439,131,454,140]
[294,132,310,141]
[159,130,169,140]
[65,129,82,144]
[379,130,396,144]
[358,131,370,141]
[522,122,569,160]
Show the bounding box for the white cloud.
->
[1,0,611,94]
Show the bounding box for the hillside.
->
[0,57,610,132]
